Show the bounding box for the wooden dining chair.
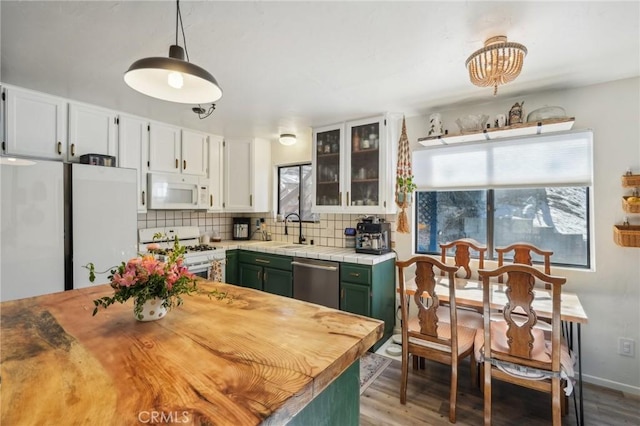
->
[437,238,485,331]
[397,256,477,423]
[495,242,553,287]
[440,238,487,279]
[476,264,568,426]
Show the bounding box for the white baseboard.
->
[582,374,640,396]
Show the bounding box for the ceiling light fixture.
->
[192,104,216,120]
[465,35,527,96]
[279,134,297,146]
[124,0,222,104]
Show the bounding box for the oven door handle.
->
[188,258,226,269]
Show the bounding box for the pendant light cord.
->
[177,0,216,116]
[175,0,190,62]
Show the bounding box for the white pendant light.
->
[124,1,222,104]
[279,134,297,146]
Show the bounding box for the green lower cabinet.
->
[263,267,293,297]
[238,251,293,296]
[340,258,395,351]
[287,360,359,425]
[239,263,263,290]
[225,250,239,284]
[340,282,371,317]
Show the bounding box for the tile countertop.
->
[207,240,396,265]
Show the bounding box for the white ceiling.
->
[1,1,639,141]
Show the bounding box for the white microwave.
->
[147,173,209,210]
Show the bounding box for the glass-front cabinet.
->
[313,124,343,211]
[345,116,384,211]
[312,115,397,214]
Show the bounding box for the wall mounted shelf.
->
[417,117,575,147]
[615,174,640,247]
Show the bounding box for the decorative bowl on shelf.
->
[526,106,567,122]
[455,114,489,133]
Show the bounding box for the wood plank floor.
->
[360,359,640,425]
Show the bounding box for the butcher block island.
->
[1,281,383,425]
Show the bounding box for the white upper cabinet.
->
[3,85,67,160]
[148,121,181,174]
[312,123,343,212]
[67,102,118,163]
[181,129,208,177]
[223,138,270,212]
[312,114,399,214]
[207,134,224,212]
[118,114,149,213]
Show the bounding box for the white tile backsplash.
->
[136,210,396,248]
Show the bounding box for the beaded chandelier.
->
[465,35,527,96]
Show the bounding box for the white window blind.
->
[412,130,593,190]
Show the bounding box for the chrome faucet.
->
[284,212,305,244]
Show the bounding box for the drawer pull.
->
[255,258,270,264]
[349,272,360,277]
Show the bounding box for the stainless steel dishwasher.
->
[292,257,340,309]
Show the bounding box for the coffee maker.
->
[355,217,391,255]
[232,217,251,240]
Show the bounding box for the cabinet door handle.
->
[57,141,62,155]
[349,272,360,277]
[346,192,350,206]
[183,160,187,170]
[210,194,213,207]
[250,194,253,207]
[341,289,344,299]
[339,192,342,205]
[141,191,146,206]
[264,272,268,281]
[257,270,261,281]
[71,143,76,157]
[175,159,179,169]
[255,258,270,264]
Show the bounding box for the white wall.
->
[271,128,313,167]
[396,77,640,394]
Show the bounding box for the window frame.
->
[413,187,591,269]
[277,163,318,223]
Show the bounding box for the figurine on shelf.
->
[508,101,525,125]
[428,113,443,137]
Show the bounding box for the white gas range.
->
[138,226,225,282]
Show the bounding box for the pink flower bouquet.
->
[86,236,226,320]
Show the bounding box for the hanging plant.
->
[395,116,413,233]
[396,175,417,206]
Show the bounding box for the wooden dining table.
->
[400,276,589,426]
[401,276,588,324]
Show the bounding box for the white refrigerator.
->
[0,158,137,301]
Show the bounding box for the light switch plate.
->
[618,337,636,357]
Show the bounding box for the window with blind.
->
[412,130,593,268]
